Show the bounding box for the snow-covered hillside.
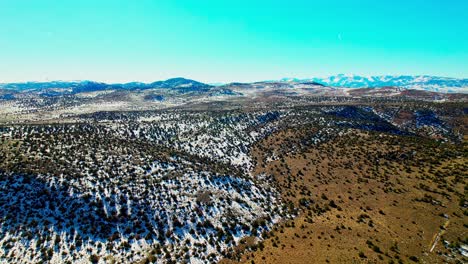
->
[0,101,464,263]
[0,110,289,263]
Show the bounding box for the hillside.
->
[0,90,466,263]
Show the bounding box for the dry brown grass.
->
[226,129,467,264]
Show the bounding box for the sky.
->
[0,0,467,83]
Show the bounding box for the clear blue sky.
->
[0,0,467,83]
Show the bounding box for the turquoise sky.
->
[0,0,467,83]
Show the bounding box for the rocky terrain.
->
[0,79,466,263]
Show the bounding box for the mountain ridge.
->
[0,75,467,94]
[0,77,212,92]
[278,74,468,92]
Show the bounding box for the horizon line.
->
[1,74,467,85]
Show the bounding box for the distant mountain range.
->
[279,75,468,93]
[0,77,213,94]
[1,75,467,94]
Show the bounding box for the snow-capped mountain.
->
[282,75,468,93]
[1,75,467,95]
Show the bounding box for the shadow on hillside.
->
[325,106,413,135]
[0,171,163,253]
